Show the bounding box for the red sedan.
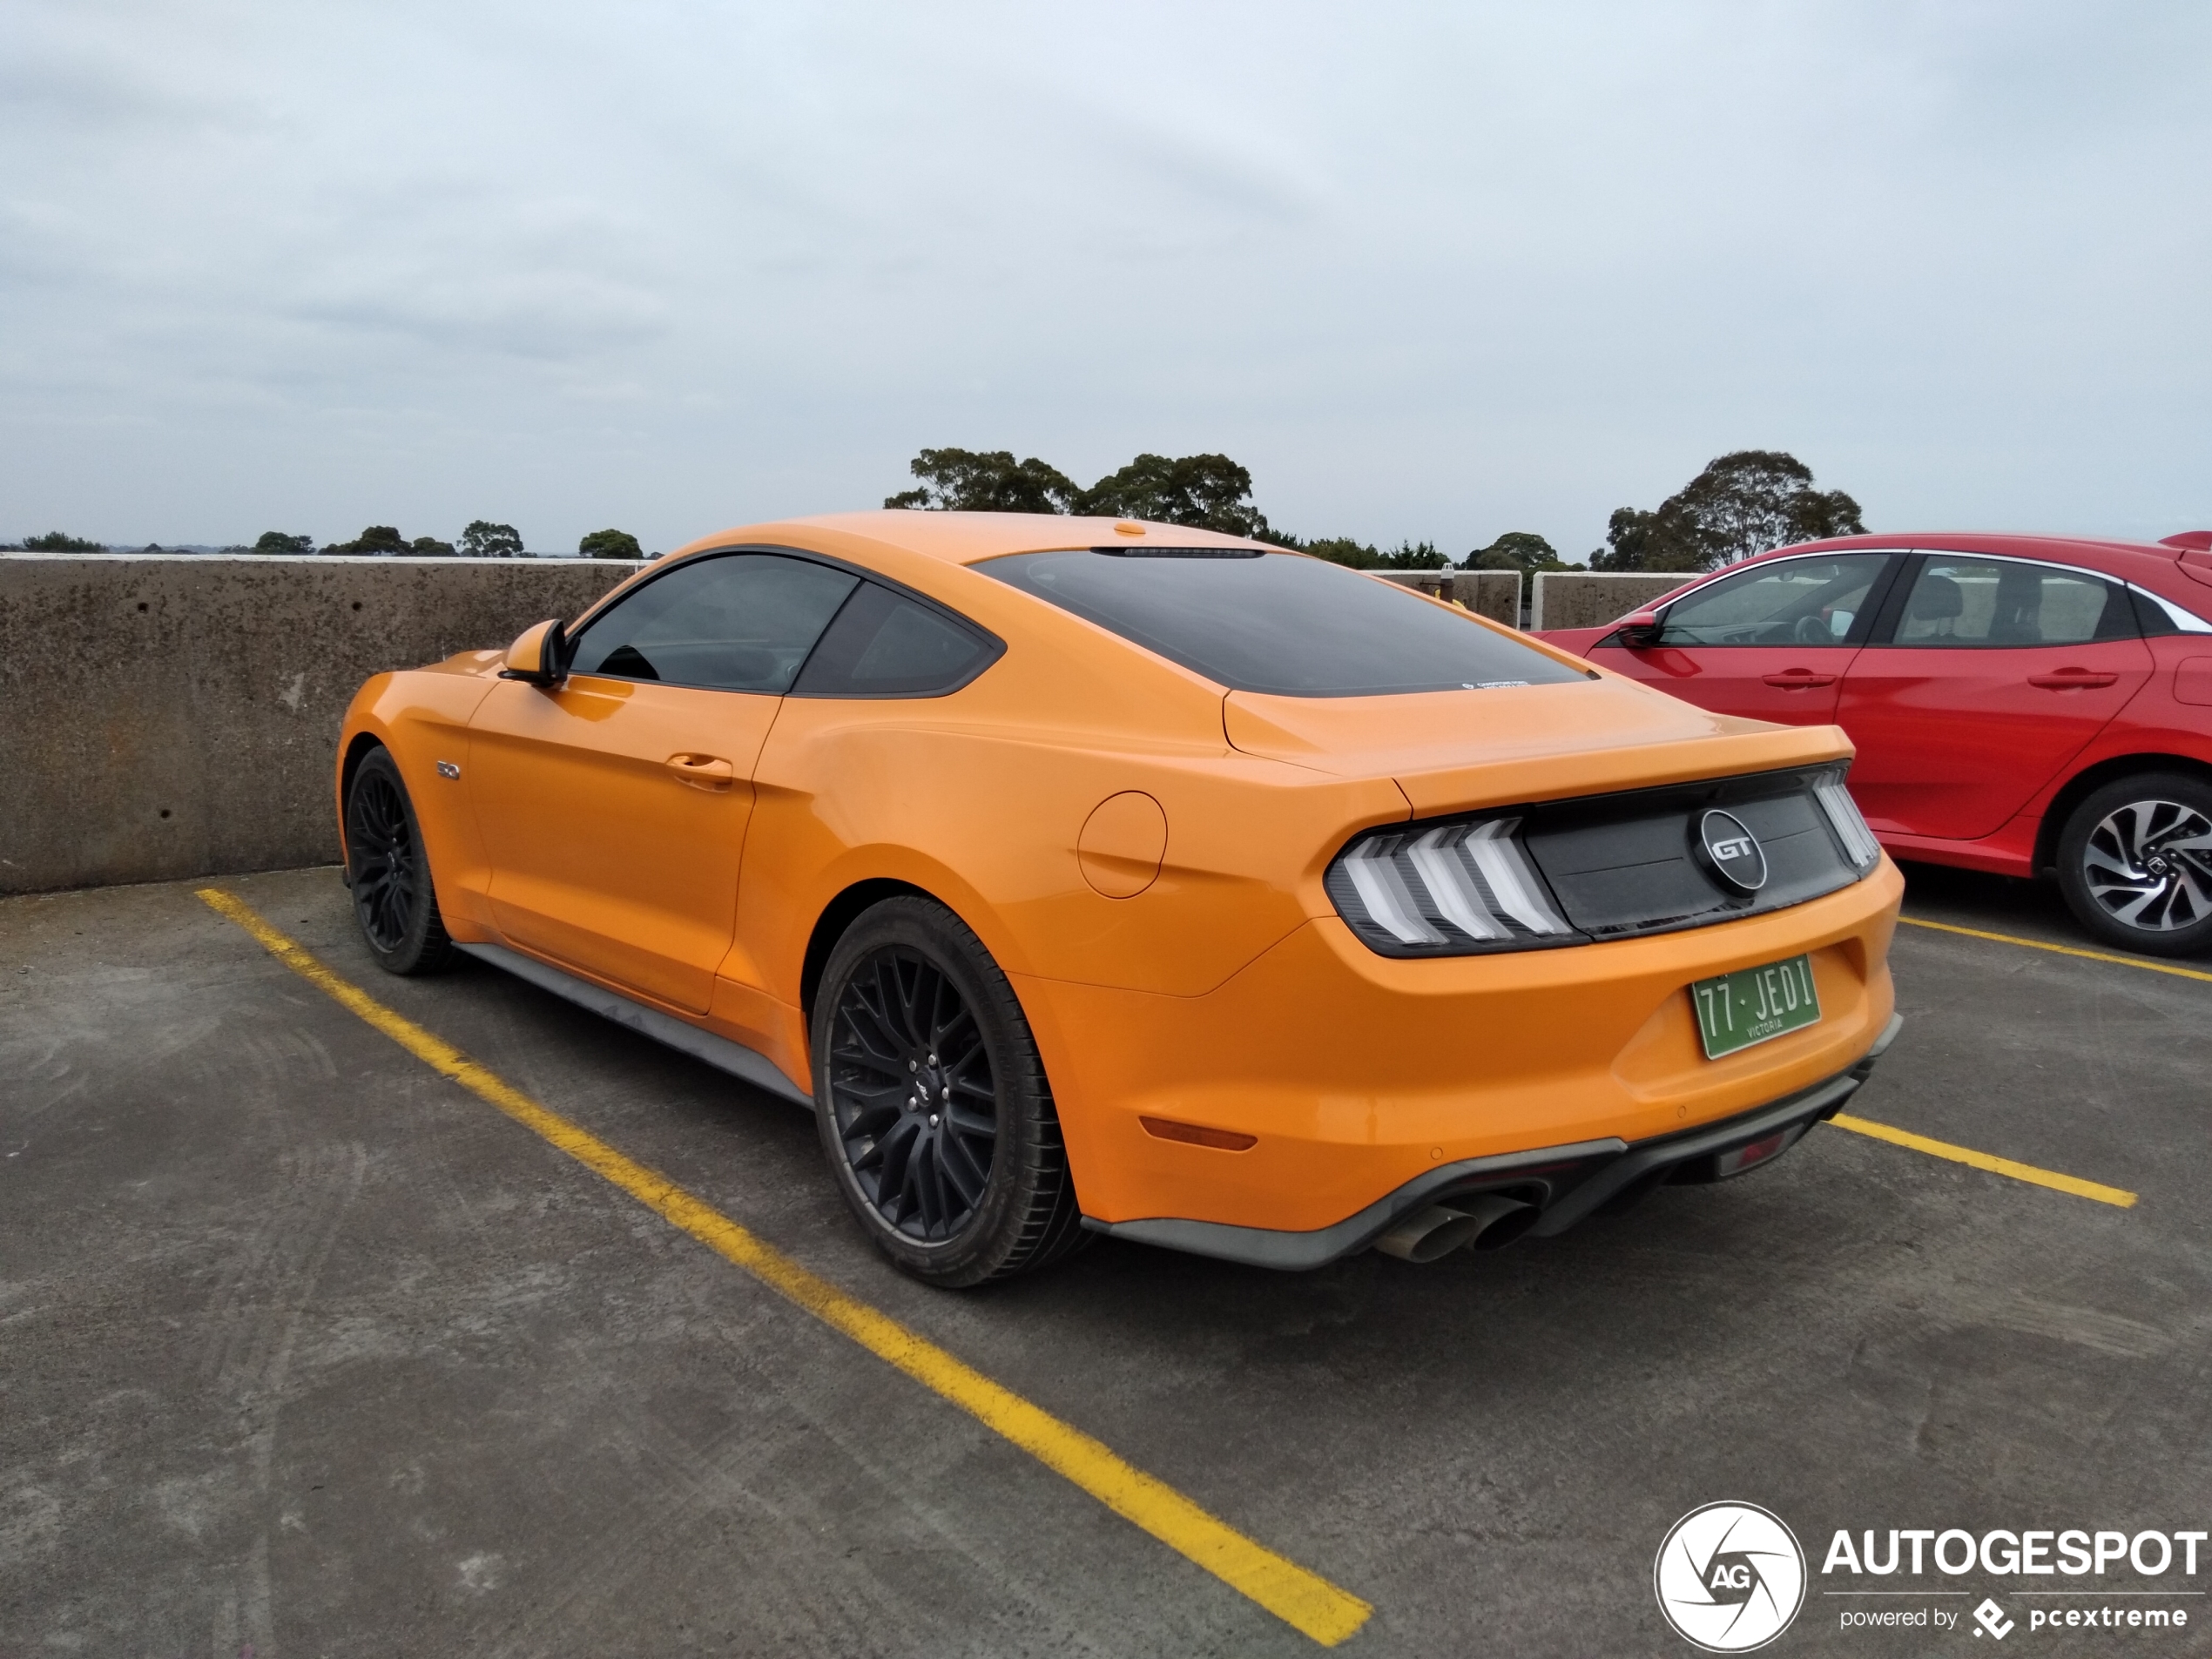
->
[1541,532,2212,956]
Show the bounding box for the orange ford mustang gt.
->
[336,511,1903,1285]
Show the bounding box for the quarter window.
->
[792,583,1001,698]
[1655,556,1892,647]
[1891,557,2137,647]
[565,553,859,692]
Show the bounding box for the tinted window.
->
[2132,588,2188,637]
[792,583,1000,698]
[981,550,1583,697]
[1656,555,1890,647]
[567,553,858,691]
[1892,557,2136,647]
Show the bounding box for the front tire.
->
[811,896,1086,1287]
[344,747,455,975]
[2056,772,2212,957]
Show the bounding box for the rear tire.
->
[811,896,1087,1287]
[344,747,455,975]
[2056,772,2212,957]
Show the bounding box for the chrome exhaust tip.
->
[1372,1194,1537,1262]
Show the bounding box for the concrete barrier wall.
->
[1,556,1673,895]
[1529,571,1703,631]
[1372,569,1521,624]
[1,555,642,894]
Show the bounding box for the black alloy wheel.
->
[812,896,1086,1286]
[828,947,999,1240]
[2057,772,2212,958]
[345,747,455,974]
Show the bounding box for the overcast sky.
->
[4,1,2208,556]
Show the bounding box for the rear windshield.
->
[980,549,1584,697]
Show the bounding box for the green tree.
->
[410,536,456,556]
[1592,451,1865,571]
[1374,539,1449,570]
[1077,453,1270,537]
[887,447,1275,537]
[23,531,105,551]
[1463,531,1584,573]
[322,526,409,556]
[252,531,315,556]
[887,448,1082,514]
[578,528,644,559]
[459,520,524,558]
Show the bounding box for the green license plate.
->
[1690,954,1822,1058]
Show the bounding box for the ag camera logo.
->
[1655,1501,1807,1652]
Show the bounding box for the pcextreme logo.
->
[1655,1501,1809,1652]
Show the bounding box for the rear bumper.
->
[1026,858,1903,1238]
[1087,1013,1902,1269]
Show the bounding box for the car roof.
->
[1760,530,2184,583]
[665,510,1267,567]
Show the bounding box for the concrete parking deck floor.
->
[3,865,2208,1656]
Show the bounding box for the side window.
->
[1655,555,1891,647]
[1892,558,2137,647]
[792,582,1001,698]
[566,553,858,692]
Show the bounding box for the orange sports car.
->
[335,512,1904,1285]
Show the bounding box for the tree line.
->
[270,522,649,558]
[886,446,1865,574]
[2,524,649,557]
[10,448,1866,573]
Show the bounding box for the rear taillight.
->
[1326,817,1572,955]
[1813,774,1881,871]
[1328,765,1880,958]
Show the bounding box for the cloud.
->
[2,0,2209,550]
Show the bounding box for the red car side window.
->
[1656,556,1891,649]
[1888,558,2139,647]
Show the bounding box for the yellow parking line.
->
[1898,915,2212,985]
[195,888,1371,1649]
[1828,1113,2137,1208]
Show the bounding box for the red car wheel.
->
[2057,772,2212,957]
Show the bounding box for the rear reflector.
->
[1713,1130,1790,1178]
[1139,1116,1258,1151]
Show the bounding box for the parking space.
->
[3,864,2209,1656]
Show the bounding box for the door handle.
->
[665,753,735,789]
[2027,670,2118,690]
[1762,671,1837,689]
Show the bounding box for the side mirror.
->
[500,618,569,686]
[1614,608,1663,648]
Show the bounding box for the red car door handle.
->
[2028,670,2118,690]
[1761,671,1837,689]
[666,753,735,788]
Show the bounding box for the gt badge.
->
[1696,810,1767,894]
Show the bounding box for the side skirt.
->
[456,941,813,1109]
